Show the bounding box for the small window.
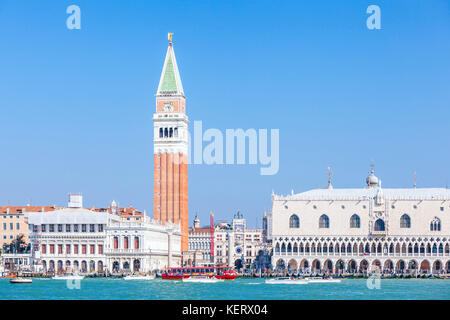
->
[440,207,444,212]
[289,215,300,228]
[400,214,411,228]
[319,214,329,228]
[350,214,360,228]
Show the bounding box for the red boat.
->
[162,266,237,280]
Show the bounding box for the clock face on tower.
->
[163,102,173,112]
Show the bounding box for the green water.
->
[0,278,449,300]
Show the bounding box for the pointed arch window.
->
[350,214,360,228]
[400,214,411,228]
[374,219,385,231]
[159,128,163,138]
[430,217,441,231]
[289,214,300,228]
[319,214,329,228]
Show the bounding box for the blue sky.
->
[0,0,449,228]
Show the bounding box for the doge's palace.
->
[269,168,450,275]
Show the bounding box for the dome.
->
[366,168,379,188]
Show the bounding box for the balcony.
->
[104,248,148,254]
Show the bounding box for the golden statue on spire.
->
[168,33,173,42]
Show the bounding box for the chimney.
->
[68,194,83,208]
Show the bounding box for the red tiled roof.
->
[0,205,57,214]
[190,227,211,234]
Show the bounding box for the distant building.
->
[26,194,181,273]
[270,167,450,274]
[184,214,269,271]
[214,213,268,271]
[184,215,213,267]
[0,205,57,247]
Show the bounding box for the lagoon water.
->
[0,278,449,300]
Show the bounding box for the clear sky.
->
[0,0,449,228]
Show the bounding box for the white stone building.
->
[184,215,213,267]
[26,195,181,273]
[269,168,450,275]
[214,213,267,270]
[106,215,181,272]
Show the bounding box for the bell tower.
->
[153,33,189,253]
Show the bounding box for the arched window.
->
[275,243,280,253]
[319,214,329,228]
[164,128,168,137]
[159,128,163,138]
[350,214,360,228]
[374,219,385,231]
[174,128,178,137]
[400,214,411,228]
[289,214,300,228]
[430,217,441,231]
[169,128,173,138]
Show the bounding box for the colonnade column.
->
[168,231,173,268]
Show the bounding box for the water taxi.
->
[10,277,33,284]
[123,274,155,280]
[52,274,85,280]
[162,266,237,281]
[265,277,308,284]
[182,276,224,283]
[306,276,342,283]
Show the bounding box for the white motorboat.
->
[265,277,308,284]
[123,274,156,280]
[52,274,85,280]
[305,277,341,283]
[10,277,33,284]
[182,276,224,283]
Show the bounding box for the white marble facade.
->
[269,170,450,274]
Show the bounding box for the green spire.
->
[160,54,177,93]
[157,40,184,96]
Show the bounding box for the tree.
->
[8,234,27,253]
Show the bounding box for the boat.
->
[52,274,85,280]
[162,266,237,281]
[265,277,308,284]
[10,277,33,284]
[182,276,224,283]
[123,274,156,280]
[306,276,342,283]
